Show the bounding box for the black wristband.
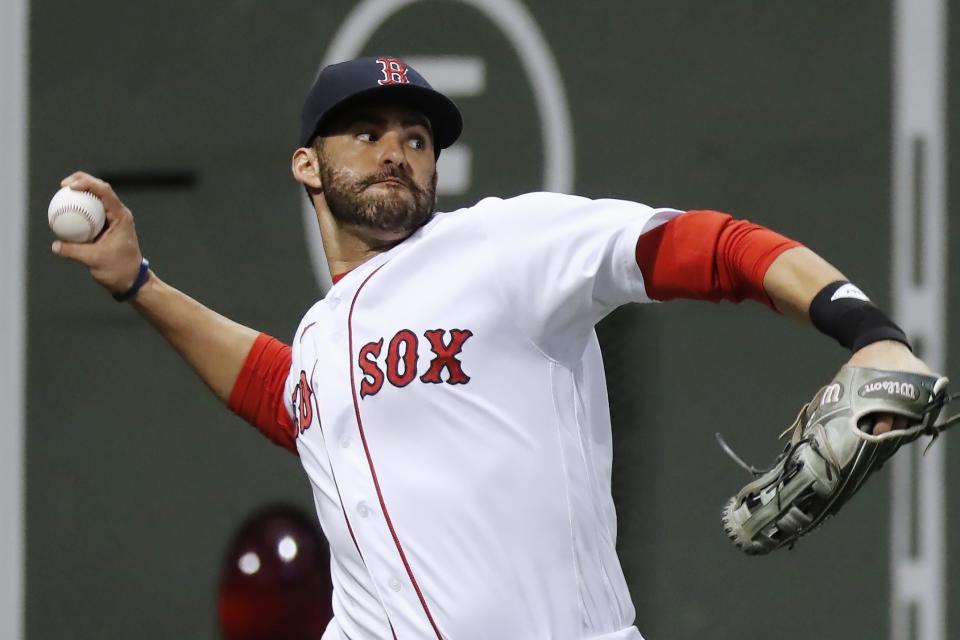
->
[808,280,911,352]
[113,258,151,302]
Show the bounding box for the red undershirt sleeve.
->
[635,210,803,309]
[227,333,298,455]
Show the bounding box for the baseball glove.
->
[718,365,959,555]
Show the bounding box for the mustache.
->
[359,166,416,191]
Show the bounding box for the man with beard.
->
[53,57,932,639]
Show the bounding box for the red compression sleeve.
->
[228,333,298,454]
[635,210,803,309]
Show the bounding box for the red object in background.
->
[218,505,334,640]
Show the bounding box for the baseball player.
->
[53,56,932,639]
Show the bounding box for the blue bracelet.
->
[113,258,151,302]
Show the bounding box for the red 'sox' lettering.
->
[386,330,419,388]
[359,338,385,398]
[420,329,473,385]
[356,328,474,397]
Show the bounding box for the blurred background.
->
[1,0,957,638]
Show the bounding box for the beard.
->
[319,154,437,236]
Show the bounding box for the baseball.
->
[47,186,106,243]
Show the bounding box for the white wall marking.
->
[0,0,28,636]
[890,1,948,639]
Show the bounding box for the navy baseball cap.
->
[299,56,463,153]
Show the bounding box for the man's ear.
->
[292,146,323,190]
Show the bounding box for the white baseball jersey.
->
[284,192,682,639]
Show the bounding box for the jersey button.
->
[356,501,370,518]
[388,578,402,592]
[340,436,352,449]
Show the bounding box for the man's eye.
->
[357,132,374,142]
[408,137,425,150]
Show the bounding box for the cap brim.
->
[307,84,463,151]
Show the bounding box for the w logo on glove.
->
[820,383,843,406]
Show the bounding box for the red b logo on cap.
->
[376,57,410,85]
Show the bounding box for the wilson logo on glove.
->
[858,378,919,400]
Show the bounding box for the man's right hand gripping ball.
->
[51,172,144,297]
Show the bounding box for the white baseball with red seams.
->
[47,186,105,243]
[285,192,682,639]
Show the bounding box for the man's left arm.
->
[635,210,933,434]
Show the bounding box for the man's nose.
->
[377,132,407,166]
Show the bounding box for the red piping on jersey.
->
[347,264,445,640]
[300,321,317,343]
[336,489,363,560]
